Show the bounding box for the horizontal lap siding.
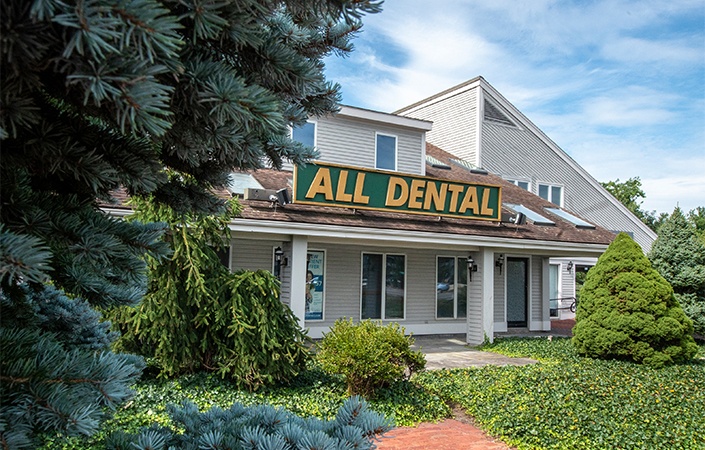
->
[466,266,484,343]
[232,239,274,271]
[306,243,464,328]
[403,89,479,165]
[315,117,425,175]
[531,257,542,323]
[494,269,505,323]
[482,122,652,249]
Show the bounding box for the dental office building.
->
[224,105,616,344]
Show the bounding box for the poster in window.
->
[306,251,325,320]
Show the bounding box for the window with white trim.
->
[375,133,397,171]
[291,121,316,147]
[436,256,467,319]
[506,178,530,191]
[361,253,405,319]
[538,183,563,206]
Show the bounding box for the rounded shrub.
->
[315,319,425,398]
[572,233,698,367]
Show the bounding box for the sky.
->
[323,0,705,214]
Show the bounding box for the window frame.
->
[305,249,326,322]
[435,255,468,320]
[537,182,564,206]
[505,177,531,191]
[375,132,398,171]
[360,252,407,320]
[291,120,317,148]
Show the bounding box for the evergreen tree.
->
[109,196,310,388]
[572,233,698,368]
[1,0,381,446]
[649,208,705,336]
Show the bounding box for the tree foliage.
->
[649,208,705,336]
[108,197,311,389]
[1,0,380,445]
[601,177,667,232]
[572,233,698,368]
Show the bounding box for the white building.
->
[394,77,656,318]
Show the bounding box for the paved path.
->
[376,320,576,449]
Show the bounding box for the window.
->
[549,264,559,317]
[436,256,467,319]
[505,203,555,225]
[361,253,405,319]
[506,178,530,190]
[375,133,397,170]
[212,245,231,270]
[305,250,325,321]
[292,121,316,147]
[538,183,563,206]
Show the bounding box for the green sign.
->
[293,162,501,221]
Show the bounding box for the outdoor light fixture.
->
[467,256,478,281]
[495,254,504,274]
[567,261,574,273]
[274,247,287,279]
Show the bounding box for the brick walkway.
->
[376,417,511,450]
[376,319,576,449]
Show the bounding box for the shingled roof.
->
[235,144,616,246]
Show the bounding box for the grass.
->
[41,338,705,450]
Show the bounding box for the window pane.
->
[549,264,559,317]
[361,254,383,319]
[517,181,529,190]
[457,257,467,318]
[376,135,396,170]
[292,122,315,147]
[538,184,549,200]
[437,257,455,318]
[385,255,405,319]
[551,186,562,205]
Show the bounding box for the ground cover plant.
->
[416,337,705,450]
[39,366,450,449]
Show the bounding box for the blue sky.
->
[324,0,705,214]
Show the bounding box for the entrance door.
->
[507,257,528,327]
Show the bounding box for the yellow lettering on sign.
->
[386,177,409,207]
[447,184,464,213]
[353,172,370,204]
[459,186,479,214]
[424,182,447,211]
[335,170,352,202]
[305,168,334,200]
[480,188,495,216]
[408,179,426,209]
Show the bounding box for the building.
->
[394,77,657,317]
[222,106,615,344]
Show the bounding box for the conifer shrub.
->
[572,233,698,368]
[315,319,425,398]
[105,396,392,450]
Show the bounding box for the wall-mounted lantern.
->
[467,256,478,281]
[274,246,287,279]
[495,254,504,274]
[567,261,574,274]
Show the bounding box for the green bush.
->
[572,233,698,367]
[104,396,392,450]
[316,319,425,398]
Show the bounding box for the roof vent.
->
[484,99,517,127]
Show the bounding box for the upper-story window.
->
[292,121,316,147]
[506,178,530,191]
[375,133,397,171]
[538,183,563,206]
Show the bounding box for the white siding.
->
[530,257,543,324]
[493,264,505,323]
[481,122,653,249]
[400,89,479,165]
[466,263,484,344]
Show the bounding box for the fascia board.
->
[228,218,609,256]
[338,105,433,131]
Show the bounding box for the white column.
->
[540,257,551,331]
[288,235,308,330]
[481,248,495,343]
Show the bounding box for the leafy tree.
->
[1,0,380,446]
[649,208,705,336]
[572,233,698,368]
[601,177,667,232]
[109,197,310,389]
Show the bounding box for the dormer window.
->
[538,183,563,206]
[375,133,397,171]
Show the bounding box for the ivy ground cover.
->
[415,337,705,450]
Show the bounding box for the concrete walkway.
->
[412,334,537,370]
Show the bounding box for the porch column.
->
[289,235,308,329]
[466,248,495,345]
[480,248,495,343]
[534,257,551,331]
